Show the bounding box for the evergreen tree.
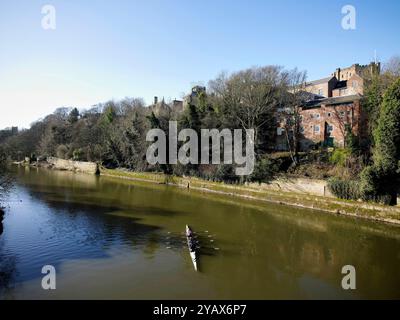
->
[147,112,161,129]
[360,78,400,205]
[344,124,359,155]
[68,108,80,124]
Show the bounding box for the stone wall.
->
[47,157,98,175]
[249,177,334,198]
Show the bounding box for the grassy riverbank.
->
[101,168,400,226]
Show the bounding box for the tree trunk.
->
[390,191,398,206]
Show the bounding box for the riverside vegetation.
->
[0,146,12,233]
[1,58,400,209]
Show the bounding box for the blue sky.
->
[0,0,399,129]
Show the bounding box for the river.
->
[0,166,399,299]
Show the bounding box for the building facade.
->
[276,62,379,151]
[298,95,365,150]
[149,96,184,116]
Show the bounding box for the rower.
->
[186,226,194,238]
[189,237,198,250]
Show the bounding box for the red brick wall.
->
[298,100,363,150]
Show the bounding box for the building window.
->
[300,127,305,133]
[340,111,345,118]
[327,125,334,133]
[327,112,331,117]
[318,89,323,96]
[314,125,320,133]
[277,127,284,136]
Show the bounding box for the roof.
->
[301,91,324,100]
[303,94,362,109]
[334,80,347,89]
[305,76,334,86]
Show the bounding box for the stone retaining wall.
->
[248,177,334,198]
[47,157,98,175]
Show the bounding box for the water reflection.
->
[0,208,18,298]
[0,166,399,299]
[0,208,4,236]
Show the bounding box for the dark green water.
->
[1,166,400,299]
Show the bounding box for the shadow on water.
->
[0,250,18,297]
[25,181,223,263]
[1,181,192,287]
[4,166,400,299]
[0,208,4,236]
[0,208,19,297]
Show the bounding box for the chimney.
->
[335,68,341,80]
[154,96,158,105]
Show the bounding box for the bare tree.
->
[383,56,400,78]
[280,68,308,165]
[0,147,12,208]
[330,105,358,149]
[209,66,287,154]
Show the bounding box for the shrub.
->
[0,146,6,168]
[329,148,350,167]
[327,177,361,200]
[56,145,68,159]
[359,165,396,205]
[214,164,240,183]
[250,156,279,184]
[72,149,83,161]
[0,146,12,205]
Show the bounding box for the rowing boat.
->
[186,225,198,271]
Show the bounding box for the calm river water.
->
[0,166,399,299]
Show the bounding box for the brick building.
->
[276,62,379,151]
[298,95,365,150]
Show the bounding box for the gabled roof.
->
[305,76,335,86]
[303,94,362,109]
